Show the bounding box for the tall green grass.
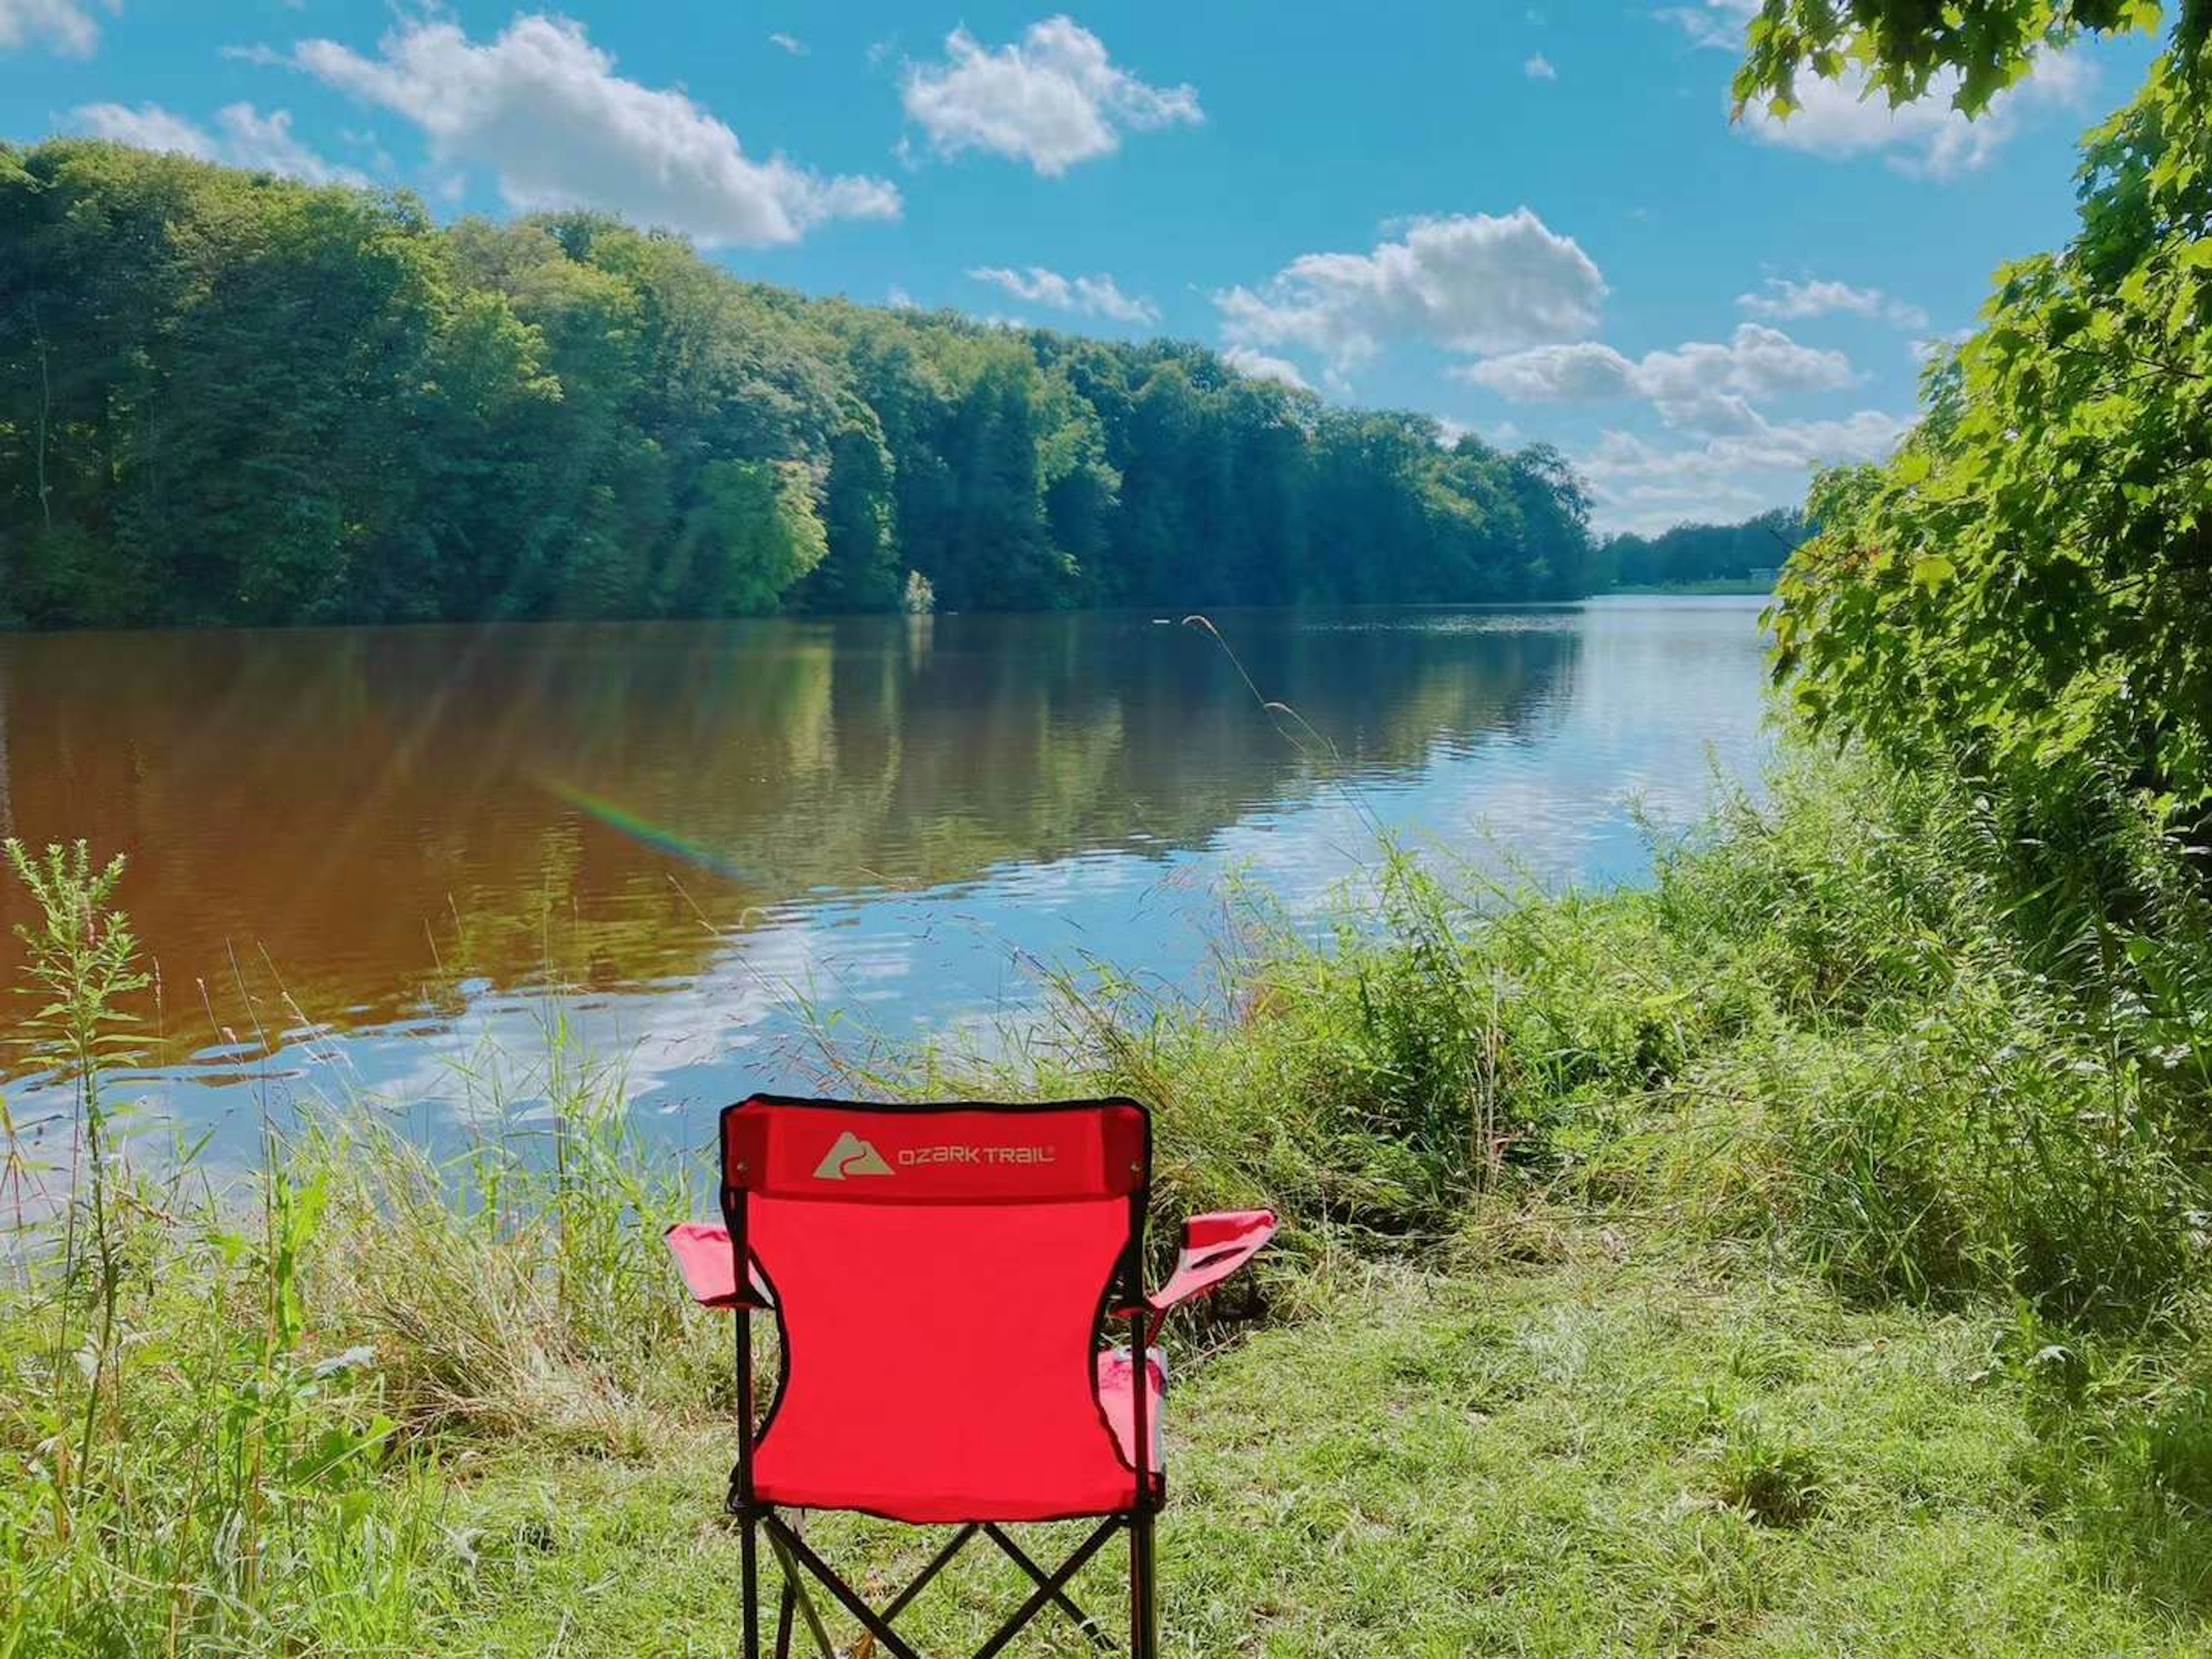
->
[0,844,726,1652]
[836,749,2210,1329]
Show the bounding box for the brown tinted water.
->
[0,600,1769,1151]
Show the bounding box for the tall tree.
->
[1748,0,2212,857]
[803,405,902,612]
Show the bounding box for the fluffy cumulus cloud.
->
[214,105,371,186]
[0,0,110,56]
[1662,0,2093,176]
[1738,275,1929,330]
[1221,347,1314,393]
[1456,341,1638,403]
[900,16,1202,175]
[285,14,899,246]
[1578,409,1907,533]
[75,101,366,186]
[1215,210,1607,373]
[967,264,1159,325]
[1524,54,1558,82]
[75,100,207,156]
[1743,55,2094,177]
[1458,322,1855,433]
[1656,0,1751,51]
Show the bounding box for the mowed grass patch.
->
[433,1231,2196,1657]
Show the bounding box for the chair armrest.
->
[1147,1209,1277,1317]
[663,1222,772,1309]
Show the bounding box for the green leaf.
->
[1911,554,1956,590]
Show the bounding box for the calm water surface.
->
[0,598,1770,1153]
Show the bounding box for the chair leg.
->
[774,1575,795,1659]
[741,1509,761,1659]
[763,1525,843,1659]
[1128,1511,1158,1659]
[767,1516,926,1659]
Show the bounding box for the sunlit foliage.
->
[1762,21,2212,869]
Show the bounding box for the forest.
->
[0,141,1601,628]
[1592,506,1806,589]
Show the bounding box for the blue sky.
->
[1,1,2157,533]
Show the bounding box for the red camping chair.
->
[665,1093,1275,1657]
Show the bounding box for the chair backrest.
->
[722,1093,1151,1523]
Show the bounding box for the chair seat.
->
[749,1344,1168,1523]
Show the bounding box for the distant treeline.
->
[1593,507,1807,592]
[0,142,1607,628]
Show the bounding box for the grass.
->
[4,747,2211,1654]
[274,1225,2200,1656]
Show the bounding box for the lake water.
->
[0,597,1771,1155]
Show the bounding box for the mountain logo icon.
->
[813,1131,894,1180]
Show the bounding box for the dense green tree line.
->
[1593,507,1806,590]
[0,141,1596,628]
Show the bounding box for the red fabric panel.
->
[1097,1346,1167,1474]
[1149,1209,1278,1313]
[662,1223,771,1308]
[750,1192,1150,1521]
[724,1096,1146,1203]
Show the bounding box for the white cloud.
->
[967,264,1160,325]
[0,0,110,57]
[75,101,366,185]
[1221,347,1313,393]
[1579,408,1907,533]
[1743,64,2070,178]
[1633,324,1857,425]
[767,32,806,56]
[887,285,917,310]
[287,14,899,247]
[1433,415,1525,449]
[1524,54,1557,81]
[1738,275,1929,331]
[1657,0,1752,51]
[213,105,369,186]
[1659,1,2094,176]
[1458,340,1638,402]
[900,16,1201,176]
[1741,53,2096,178]
[75,100,211,157]
[1215,210,1607,373]
[1458,322,1855,433]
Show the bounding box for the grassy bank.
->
[428,1238,2198,1656]
[5,752,2210,1654]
